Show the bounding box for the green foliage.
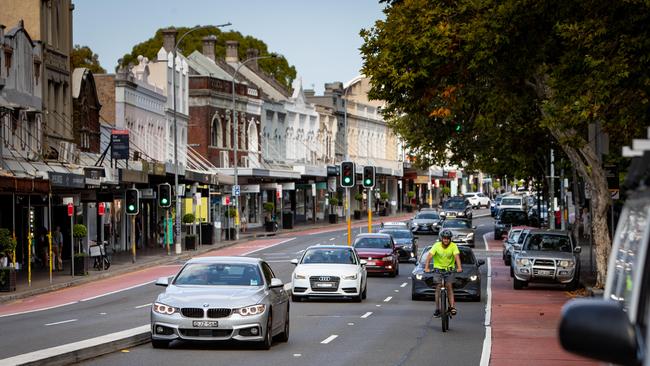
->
[263,202,275,213]
[73,224,87,238]
[71,45,106,73]
[118,26,297,90]
[329,197,339,206]
[380,192,390,201]
[354,193,364,201]
[407,191,415,199]
[182,213,196,224]
[441,187,451,196]
[0,229,16,257]
[493,180,501,190]
[224,207,237,218]
[471,184,478,192]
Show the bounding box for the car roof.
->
[355,233,392,239]
[306,244,355,250]
[527,229,571,235]
[510,225,536,231]
[186,256,261,265]
[418,207,438,212]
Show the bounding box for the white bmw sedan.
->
[151,256,290,349]
[290,245,367,302]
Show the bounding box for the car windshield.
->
[500,210,528,224]
[354,237,393,249]
[419,247,475,268]
[517,231,529,244]
[379,230,412,239]
[501,198,521,205]
[302,248,357,264]
[508,229,523,242]
[495,197,503,203]
[443,219,471,229]
[174,263,263,286]
[443,201,465,209]
[415,212,439,220]
[523,234,572,252]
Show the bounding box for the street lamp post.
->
[343,86,352,245]
[231,54,276,240]
[172,23,230,254]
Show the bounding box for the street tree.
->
[118,26,297,90]
[71,45,106,73]
[361,0,650,287]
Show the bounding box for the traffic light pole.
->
[165,210,170,256]
[346,188,351,246]
[131,215,136,263]
[367,188,372,233]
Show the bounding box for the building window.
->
[211,116,222,147]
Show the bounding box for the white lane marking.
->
[376,304,381,307]
[361,312,373,318]
[347,322,355,326]
[243,238,297,255]
[400,282,408,288]
[482,232,491,251]
[0,325,149,365]
[134,303,152,309]
[383,296,392,302]
[80,280,156,302]
[394,290,399,293]
[99,312,107,315]
[295,249,305,254]
[0,301,79,318]
[45,319,78,326]
[293,354,302,357]
[329,237,335,241]
[479,258,493,366]
[321,335,338,344]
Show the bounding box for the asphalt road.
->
[66,210,494,366]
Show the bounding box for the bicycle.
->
[435,269,454,332]
[90,241,111,271]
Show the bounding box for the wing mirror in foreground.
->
[574,246,582,254]
[360,260,367,266]
[269,278,284,288]
[155,276,170,287]
[478,259,485,266]
[290,259,299,265]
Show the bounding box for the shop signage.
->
[49,172,85,188]
[140,188,155,199]
[414,176,430,184]
[281,182,295,191]
[261,183,279,190]
[111,130,129,160]
[153,163,166,176]
[327,165,339,176]
[240,184,260,194]
[185,170,210,184]
[120,169,148,184]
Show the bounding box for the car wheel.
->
[277,307,290,343]
[471,293,481,302]
[291,294,302,302]
[361,284,367,300]
[151,338,170,349]
[353,286,363,302]
[566,275,580,291]
[411,288,421,301]
[513,277,526,290]
[259,313,273,350]
[505,256,511,266]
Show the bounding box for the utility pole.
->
[550,149,556,230]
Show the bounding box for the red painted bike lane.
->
[0,237,295,318]
[486,236,597,366]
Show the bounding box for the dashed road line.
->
[383,296,393,302]
[45,319,78,326]
[329,238,336,241]
[483,232,491,251]
[400,282,408,288]
[321,335,338,344]
[134,303,152,309]
[480,258,493,366]
[361,312,373,318]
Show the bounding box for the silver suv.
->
[511,229,581,290]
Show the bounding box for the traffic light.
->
[454,122,462,132]
[340,161,356,187]
[158,183,171,208]
[125,188,139,215]
[363,166,375,188]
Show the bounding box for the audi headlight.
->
[470,275,478,281]
[294,273,306,279]
[343,274,358,280]
[235,304,266,316]
[517,258,531,266]
[559,260,574,267]
[415,273,423,280]
[153,302,178,315]
[382,256,393,261]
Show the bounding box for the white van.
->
[498,195,526,212]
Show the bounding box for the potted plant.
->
[328,197,339,224]
[406,191,416,212]
[354,192,363,220]
[379,192,390,216]
[263,202,276,232]
[72,224,89,276]
[441,186,451,198]
[182,213,197,250]
[0,228,16,292]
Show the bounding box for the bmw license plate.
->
[193,320,218,327]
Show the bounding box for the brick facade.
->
[94,74,115,125]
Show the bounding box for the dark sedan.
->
[494,208,529,240]
[440,199,473,221]
[378,228,418,262]
[410,211,442,235]
[411,246,484,301]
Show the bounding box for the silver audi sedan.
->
[150,256,290,349]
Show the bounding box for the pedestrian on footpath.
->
[53,226,64,271]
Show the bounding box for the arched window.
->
[248,121,258,153]
[211,115,222,147]
[225,114,232,148]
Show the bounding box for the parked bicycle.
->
[90,241,111,270]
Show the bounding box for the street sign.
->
[98,202,105,216]
[67,203,73,217]
[610,189,620,200]
[111,130,130,160]
[233,185,241,197]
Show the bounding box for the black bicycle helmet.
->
[440,229,453,239]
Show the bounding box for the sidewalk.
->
[486,236,597,366]
[0,211,414,305]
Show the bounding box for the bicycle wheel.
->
[440,289,449,332]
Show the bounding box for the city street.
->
[0,212,493,366]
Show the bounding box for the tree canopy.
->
[71,45,106,74]
[360,0,650,286]
[118,26,297,90]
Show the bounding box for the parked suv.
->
[559,189,650,366]
[511,229,581,290]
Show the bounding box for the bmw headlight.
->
[470,275,478,281]
[415,273,423,280]
[343,274,358,280]
[294,273,306,279]
[153,302,178,315]
[517,258,531,266]
[559,260,574,267]
[235,304,266,316]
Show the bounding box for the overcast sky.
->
[73,0,386,94]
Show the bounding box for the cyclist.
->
[424,229,463,317]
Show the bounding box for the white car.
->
[463,192,491,208]
[290,245,367,302]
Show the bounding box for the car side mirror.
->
[269,278,284,288]
[473,226,477,229]
[574,246,582,254]
[290,259,299,265]
[155,276,169,287]
[478,259,485,266]
[560,299,639,365]
[360,260,367,266]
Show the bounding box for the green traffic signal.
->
[128,204,135,212]
[365,178,371,185]
[455,124,462,132]
[344,177,351,183]
[161,198,168,205]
